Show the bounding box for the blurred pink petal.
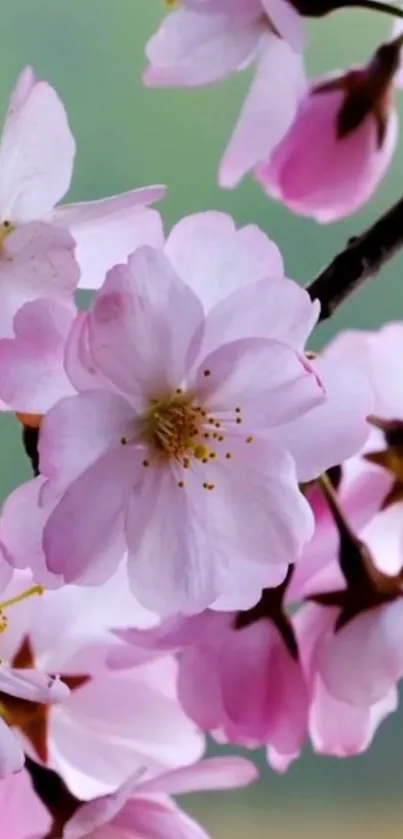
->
[0,298,74,414]
[0,769,51,834]
[220,35,306,188]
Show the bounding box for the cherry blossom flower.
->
[0,770,51,837]
[0,582,69,776]
[0,67,165,290]
[35,241,327,615]
[0,568,203,798]
[256,34,403,221]
[289,440,403,727]
[144,1,306,187]
[63,756,258,839]
[112,574,309,773]
[0,214,373,613]
[295,602,398,757]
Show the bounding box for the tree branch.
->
[306,195,403,322]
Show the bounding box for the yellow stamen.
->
[0,585,44,612]
[0,220,14,250]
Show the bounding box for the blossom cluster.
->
[1,1,403,837]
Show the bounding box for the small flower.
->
[0,568,203,798]
[36,242,324,615]
[255,35,403,221]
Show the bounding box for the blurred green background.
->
[1,1,403,836]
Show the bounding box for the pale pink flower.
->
[144,1,306,187]
[63,756,258,839]
[113,603,308,774]
[0,215,373,612]
[0,769,51,837]
[289,445,403,718]
[295,603,398,757]
[35,241,327,615]
[256,37,402,221]
[0,622,69,777]
[0,569,203,798]
[0,67,165,289]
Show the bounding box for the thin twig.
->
[307,195,403,322]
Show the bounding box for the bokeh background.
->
[1,1,403,836]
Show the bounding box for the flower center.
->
[142,390,212,462]
[121,379,254,491]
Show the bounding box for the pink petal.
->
[0,768,51,832]
[310,678,398,757]
[88,246,204,397]
[139,756,257,796]
[126,464,224,616]
[115,798,210,839]
[220,35,305,187]
[220,621,308,756]
[0,69,75,221]
[55,193,165,291]
[0,665,69,703]
[165,211,283,312]
[319,601,403,705]
[42,447,135,584]
[64,312,109,393]
[179,640,226,731]
[202,276,319,356]
[0,222,78,337]
[0,718,24,778]
[39,390,135,496]
[211,559,287,612]
[275,352,373,482]
[194,337,324,427]
[204,437,314,567]
[63,777,138,838]
[50,662,203,799]
[0,298,74,413]
[257,85,398,222]
[144,8,261,88]
[0,477,63,588]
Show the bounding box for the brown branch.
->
[306,195,403,322]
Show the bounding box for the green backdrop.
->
[1,3,403,836]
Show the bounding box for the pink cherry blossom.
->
[289,450,403,716]
[144,2,306,187]
[0,568,203,798]
[0,215,373,612]
[35,242,327,615]
[255,38,401,221]
[295,603,398,757]
[0,770,51,837]
[112,591,309,774]
[0,613,69,777]
[0,67,165,289]
[63,756,257,839]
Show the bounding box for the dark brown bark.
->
[307,195,403,322]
